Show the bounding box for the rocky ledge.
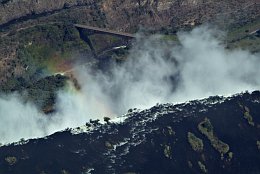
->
[0,91,259,173]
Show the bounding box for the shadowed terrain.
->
[0,91,259,173]
[0,1,260,173]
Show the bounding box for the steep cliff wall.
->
[0,0,97,26]
[0,0,259,91]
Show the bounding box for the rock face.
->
[0,0,96,26]
[90,0,259,32]
[0,0,259,92]
[0,2,259,173]
[1,0,258,30]
[0,91,259,173]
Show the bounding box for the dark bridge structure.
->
[74,24,136,58]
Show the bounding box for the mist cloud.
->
[75,26,260,114]
[0,25,259,144]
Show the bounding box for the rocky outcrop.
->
[0,0,97,27]
[0,0,259,92]
[101,0,259,32]
[0,91,259,173]
[1,0,258,31]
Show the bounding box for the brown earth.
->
[0,0,259,90]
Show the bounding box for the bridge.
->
[74,24,136,39]
[74,24,135,58]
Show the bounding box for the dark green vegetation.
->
[0,0,259,95]
[0,0,107,93]
[163,144,172,159]
[0,0,259,116]
[227,18,260,52]
[0,73,68,113]
[25,74,68,113]
[187,132,204,152]
[0,0,259,173]
[243,106,255,126]
[16,24,88,64]
[228,152,233,161]
[0,24,85,98]
[198,161,207,173]
[0,91,259,173]
[198,118,230,155]
[105,141,114,150]
[257,141,260,150]
[4,156,17,166]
